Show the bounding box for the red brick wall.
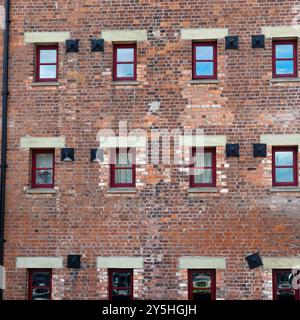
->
[1,0,300,299]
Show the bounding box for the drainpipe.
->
[0,0,10,301]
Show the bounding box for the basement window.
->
[273,40,298,78]
[31,149,55,189]
[109,269,133,300]
[190,147,216,188]
[110,148,136,188]
[192,42,217,80]
[272,147,298,187]
[113,44,137,81]
[273,269,300,300]
[28,269,52,300]
[36,45,58,82]
[188,269,216,300]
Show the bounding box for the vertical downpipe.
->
[0,0,10,300]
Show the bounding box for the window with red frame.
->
[273,40,298,78]
[188,269,216,301]
[273,269,300,300]
[272,147,298,187]
[110,148,136,188]
[190,147,216,188]
[109,269,133,301]
[28,269,52,300]
[31,149,55,189]
[192,42,217,79]
[113,44,137,81]
[36,45,58,82]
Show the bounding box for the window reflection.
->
[276,44,294,59]
[193,42,216,79]
[113,44,136,81]
[273,147,297,186]
[36,46,58,82]
[273,41,297,77]
[29,270,51,300]
[189,270,215,301]
[274,270,296,301]
[191,147,216,187]
[110,270,132,301]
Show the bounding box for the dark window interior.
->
[188,269,216,301]
[109,269,133,301]
[28,269,52,300]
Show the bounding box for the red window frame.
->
[272,269,300,300]
[113,44,137,81]
[192,42,217,80]
[28,269,52,300]
[272,40,298,78]
[109,269,133,301]
[190,147,216,188]
[36,45,58,82]
[188,269,216,301]
[272,146,298,187]
[31,149,55,189]
[110,148,136,188]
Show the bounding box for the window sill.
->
[107,188,137,194]
[270,187,300,193]
[111,81,140,86]
[189,79,220,84]
[270,78,300,83]
[25,188,57,194]
[188,187,218,193]
[31,82,61,87]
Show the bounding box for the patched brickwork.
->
[0,0,300,300]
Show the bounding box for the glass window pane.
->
[276,168,294,183]
[275,151,293,166]
[194,169,212,184]
[195,152,212,167]
[117,152,127,166]
[39,65,57,79]
[117,64,134,78]
[112,271,131,288]
[196,62,214,76]
[32,272,51,287]
[32,288,51,300]
[117,48,134,62]
[40,49,57,63]
[116,151,133,166]
[115,169,133,184]
[112,290,131,300]
[275,271,296,300]
[204,153,212,167]
[192,272,212,301]
[276,60,294,75]
[36,153,53,168]
[276,44,294,59]
[196,46,213,60]
[36,170,53,185]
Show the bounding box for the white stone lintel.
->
[16,257,64,269]
[260,134,300,146]
[262,26,300,38]
[263,257,300,269]
[20,136,66,149]
[101,30,147,42]
[179,256,226,269]
[97,257,144,269]
[181,28,228,40]
[24,32,70,43]
[99,136,146,148]
[179,135,226,147]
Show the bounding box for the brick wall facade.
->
[0,0,300,300]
